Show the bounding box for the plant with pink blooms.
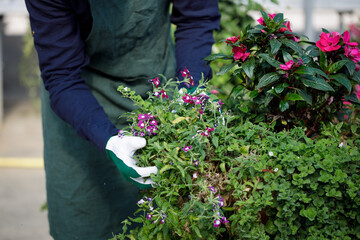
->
[207,11,360,137]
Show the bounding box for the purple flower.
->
[208,186,216,193]
[213,219,221,228]
[217,195,224,207]
[138,120,145,129]
[117,130,124,138]
[139,132,145,137]
[183,145,192,152]
[160,219,165,224]
[146,125,153,133]
[137,199,145,205]
[221,217,229,224]
[146,213,152,220]
[193,159,199,166]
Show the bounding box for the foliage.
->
[206,11,360,137]
[110,71,360,239]
[211,0,279,95]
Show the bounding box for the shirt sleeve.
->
[171,0,221,88]
[25,0,118,151]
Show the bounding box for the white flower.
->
[193,172,198,179]
[338,142,344,148]
[137,199,145,205]
[274,168,279,172]
[124,87,128,91]
[268,151,274,157]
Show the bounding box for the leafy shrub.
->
[110,71,360,239]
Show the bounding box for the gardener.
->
[25,0,220,239]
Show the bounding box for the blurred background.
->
[0,0,359,239]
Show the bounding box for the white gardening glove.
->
[105,135,157,189]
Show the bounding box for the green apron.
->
[41,1,176,239]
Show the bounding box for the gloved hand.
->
[105,135,157,189]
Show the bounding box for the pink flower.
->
[343,31,358,47]
[349,23,360,38]
[344,45,360,71]
[138,120,145,129]
[280,60,294,71]
[183,145,192,152]
[150,77,160,88]
[161,89,168,99]
[225,35,240,44]
[316,32,342,52]
[183,94,192,103]
[138,114,146,120]
[232,44,250,61]
[257,13,277,26]
[281,21,300,42]
[150,119,158,126]
[210,89,220,95]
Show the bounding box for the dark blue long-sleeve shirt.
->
[25,0,220,151]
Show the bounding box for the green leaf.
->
[160,165,174,174]
[260,10,271,26]
[273,13,284,23]
[345,60,356,76]
[265,93,275,106]
[300,206,317,221]
[270,39,282,55]
[259,53,281,68]
[285,93,303,101]
[257,72,280,89]
[295,66,329,79]
[239,145,250,155]
[297,89,313,105]
[242,57,256,79]
[330,73,352,93]
[212,136,219,148]
[220,162,226,173]
[280,39,304,55]
[319,49,327,71]
[279,100,289,112]
[172,117,186,124]
[204,53,230,61]
[353,71,360,83]
[301,76,334,91]
[275,85,285,94]
[282,50,293,62]
[249,90,259,98]
[217,62,237,75]
[328,60,349,73]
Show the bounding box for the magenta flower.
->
[232,44,250,61]
[183,94,192,103]
[161,89,169,99]
[221,217,229,224]
[154,92,160,98]
[349,23,360,38]
[225,35,240,44]
[183,145,192,152]
[257,13,277,26]
[316,32,341,52]
[345,45,360,71]
[138,120,145,129]
[213,219,221,228]
[343,31,358,47]
[150,77,160,88]
[181,67,195,87]
[146,213,152,220]
[280,60,294,71]
[150,119,158,126]
[138,114,146,120]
